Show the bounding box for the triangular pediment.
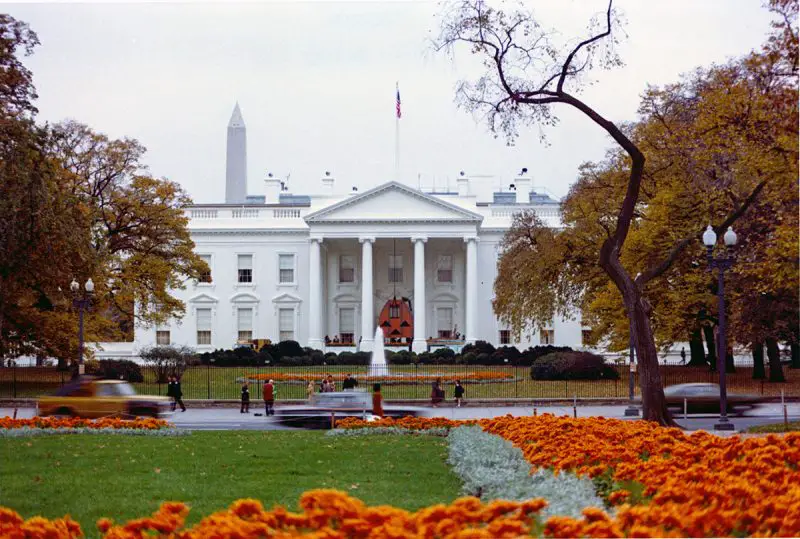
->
[189,292,218,303]
[305,182,482,223]
[272,292,302,304]
[230,292,260,303]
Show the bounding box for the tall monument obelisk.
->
[225,102,247,203]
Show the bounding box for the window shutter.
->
[237,308,253,331]
[196,308,212,331]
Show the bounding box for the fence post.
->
[564,379,568,399]
[207,363,211,400]
[13,364,16,399]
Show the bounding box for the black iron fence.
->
[2,363,799,401]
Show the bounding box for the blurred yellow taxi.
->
[39,377,172,418]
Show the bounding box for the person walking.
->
[680,347,687,365]
[240,382,250,413]
[372,383,384,418]
[431,378,444,407]
[170,375,186,412]
[454,380,465,407]
[263,379,275,416]
[306,380,315,401]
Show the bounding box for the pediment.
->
[304,182,483,223]
[230,292,260,303]
[272,292,302,304]
[432,292,459,303]
[189,292,219,303]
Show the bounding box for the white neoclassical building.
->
[129,106,586,356]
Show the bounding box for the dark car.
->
[662,383,765,414]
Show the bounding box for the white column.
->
[412,236,427,353]
[359,237,375,351]
[307,237,323,349]
[465,236,479,344]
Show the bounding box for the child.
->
[454,380,465,407]
[240,382,250,413]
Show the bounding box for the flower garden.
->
[2,414,799,537]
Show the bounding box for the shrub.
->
[431,347,456,363]
[461,340,496,356]
[387,350,417,365]
[89,359,144,383]
[274,340,304,360]
[531,351,619,381]
[140,345,196,382]
[522,345,573,364]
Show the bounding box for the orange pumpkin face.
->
[377,298,413,342]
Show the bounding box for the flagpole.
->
[395,81,400,182]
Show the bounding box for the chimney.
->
[322,171,334,195]
[515,167,531,204]
[264,173,281,204]
[349,186,359,196]
[456,171,469,197]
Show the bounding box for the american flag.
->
[396,83,401,119]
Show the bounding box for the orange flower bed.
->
[245,371,514,383]
[0,416,171,430]
[2,490,551,538]
[483,415,800,537]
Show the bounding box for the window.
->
[238,254,253,283]
[198,254,212,283]
[279,308,294,342]
[196,308,212,345]
[339,255,355,283]
[388,254,403,283]
[437,255,453,283]
[156,330,171,345]
[339,308,355,344]
[237,308,253,342]
[436,307,453,339]
[279,254,295,284]
[582,329,592,346]
[389,304,400,318]
[499,330,511,345]
[541,329,555,345]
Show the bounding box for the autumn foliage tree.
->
[438,0,798,424]
[0,14,209,364]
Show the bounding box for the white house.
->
[130,106,586,356]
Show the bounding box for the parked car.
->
[39,376,171,418]
[662,383,765,413]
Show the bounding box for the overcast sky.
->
[7,1,777,203]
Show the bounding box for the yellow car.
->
[39,377,172,418]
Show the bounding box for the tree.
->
[437,0,797,424]
[140,345,196,383]
[0,14,211,362]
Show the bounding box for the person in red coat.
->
[372,383,384,418]
[263,379,275,416]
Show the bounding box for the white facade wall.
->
[134,181,585,353]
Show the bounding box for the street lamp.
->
[70,278,94,376]
[702,225,737,431]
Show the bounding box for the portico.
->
[303,182,483,352]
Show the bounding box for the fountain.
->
[368,326,388,377]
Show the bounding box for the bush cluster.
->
[85,359,144,383]
[194,340,582,367]
[530,351,620,381]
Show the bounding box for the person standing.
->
[454,380,465,407]
[372,383,384,418]
[306,380,315,401]
[240,382,250,413]
[431,378,443,407]
[680,347,687,365]
[263,379,275,416]
[170,375,186,412]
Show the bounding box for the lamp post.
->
[702,225,737,431]
[70,278,94,376]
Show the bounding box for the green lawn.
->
[0,431,461,535]
[746,421,800,433]
[5,364,799,401]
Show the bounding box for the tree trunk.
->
[752,341,766,379]
[688,328,707,366]
[790,342,800,369]
[725,347,735,373]
[702,325,717,371]
[766,338,785,383]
